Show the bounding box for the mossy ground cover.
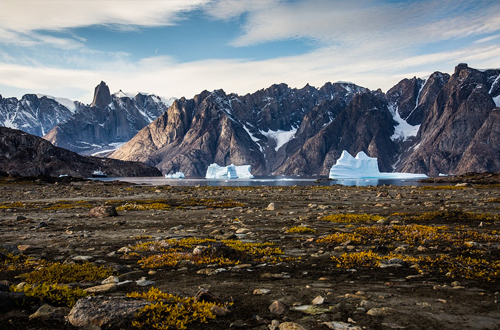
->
[129,237,287,269]
[318,211,500,282]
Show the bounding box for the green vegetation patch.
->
[129,287,228,330]
[286,226,316,234]
[10,283,89,307]
[21,262,113,284]
[130,237,286,269]
[321,213,383,223]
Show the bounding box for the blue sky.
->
[0,0,499,103]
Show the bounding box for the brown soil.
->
[1,178,500,330]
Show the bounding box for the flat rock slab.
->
[68,296,149,327]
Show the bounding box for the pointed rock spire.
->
[91,81,112,109]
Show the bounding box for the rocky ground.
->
[1,176,500,330]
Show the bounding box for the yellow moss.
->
[0,253,49,273]
[286,226,316,234]
[10,283,88,307]
[321,213,383,223]
[132,238,285,269]
[412,211,499,222]
[128,287,226,330]
[0,201,25,209]
[21,262,113,284]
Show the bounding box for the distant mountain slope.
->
[0,81,173,156]
[44,81,173,155]
[399,64,500,175]
[0,94,79,136]
[111,63,500,177]
[110,82,368,176]
[0,127,161,177]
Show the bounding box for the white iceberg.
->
[164,172,185,179]
[205,163,254,179]
[329,151,428,179]
[235,165,254,179]
[206,163,238,179]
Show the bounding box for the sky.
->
[0,0,499,103]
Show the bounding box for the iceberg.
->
[205,163,254,179]
[165,172,185,179]
[329,151,428,179]
[205,163,238,179]
[235,165,254,179]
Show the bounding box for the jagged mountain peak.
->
[91,81,112,109]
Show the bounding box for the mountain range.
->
[110,63,500,177]
[1,63,499,177]
[0,81,174,155]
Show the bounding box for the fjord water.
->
[93,176,426,187]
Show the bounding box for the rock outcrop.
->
[44,82,171,155]
[0,127,161,177]
[111,63,500,177]
[399,64,500,176]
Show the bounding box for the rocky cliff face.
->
[44,82,171,155]
[111,63,500,177]
[399,64,500,176]
[0,127,161,177]
[0,94,78,136]
[109,82,381,177]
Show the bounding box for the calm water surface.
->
[94,176,427,187]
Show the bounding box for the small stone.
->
[290,304,330,315]
[85,283,117,293]
[311,295,325,305]
[266,203,276,211]
[323,321,362,330]
[89,206,118,217]
[117,247,131,253]
[29,304,70,321]
[135,277,155,286]
[170,225,184,231]
[236,228,250,234]
[197,268,219,276]
[279,322,307,330]
[253,288,271,295]
[17,245,32,252]
[101,276,119,286]
[393,246,406,253]
[269,300,287,315]
[195,288,222,303]
[269,319,281,330]
[366,307,395,316]
[72,255,94,262]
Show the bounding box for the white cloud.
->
[0,0,209,47]
[229,0,500,51]
[0,0,499,103]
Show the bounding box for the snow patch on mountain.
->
[37,94,77,112]
[494,95,500,107]
[389,104,420,141]
[262,129,297,151]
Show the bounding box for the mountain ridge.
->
[110,63,500,177]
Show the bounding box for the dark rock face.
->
[0,127,161,177]
[111,64,500,176]
[111,83,368,176]
[276,92,398,175]
[400,64,500,176]
[91,81,112,109]
[44,82,170,155]
[0,94,77,136]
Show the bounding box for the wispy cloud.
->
[0,0,499,102]
[0,0,209,47]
